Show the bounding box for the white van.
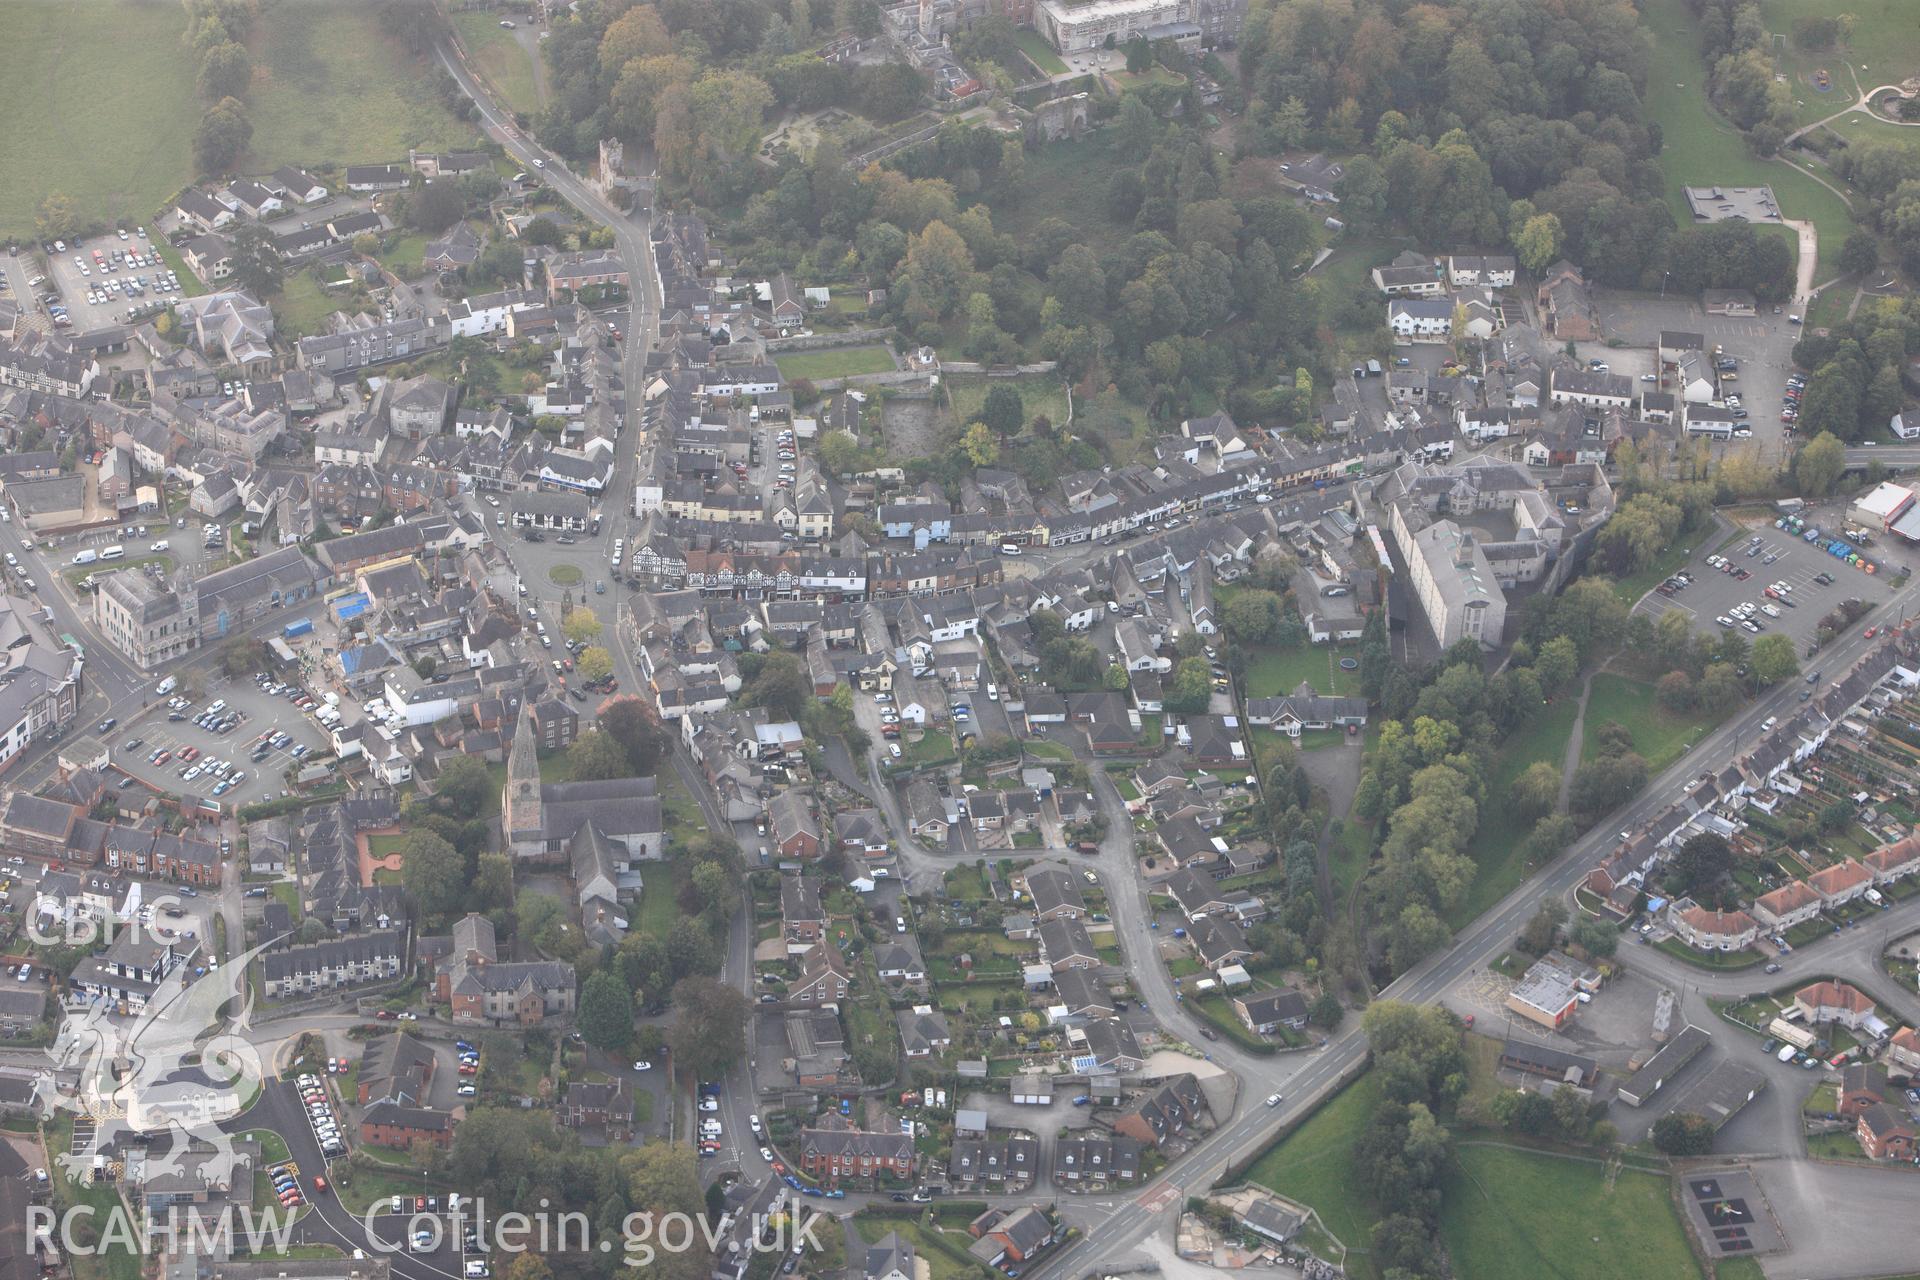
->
[154,677,177,697]
[99,545,125,561]
[72,550,97,566]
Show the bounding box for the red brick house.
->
[1857,1103,1917,1160]
[796,1125,913,1184]
[1839,1063,1890,1118]
[360,1101,454,1150]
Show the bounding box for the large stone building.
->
[1034,0,1244,52]
[92,547,322,670]
[0,596,81,774]
[502,707,663,864]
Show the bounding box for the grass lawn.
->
[1609,534,1704,606]
[0,0,199,238]
[1327,818,1374,904]
[773,346,897,381]
[629,860,690,943]
[273,271,343,339]
[537,751,574,784]
[270,881,301,920]
[451,11,544,118]
[945,375,1072,431]
[150,235,208,298]
[1583,672,1722,773]
[1243,643,1360,699]
[1109,66,1187,92]
[367,833,407,861]
[244,0,480,172]
[1640,0,1860,274]
[1440,1146,1701,1280]
[376,234,429,273]
[1014,29,1069,76]
[853,1217,985,1280]
[1238,1072,1380,1253]
[1452,695,1582,926]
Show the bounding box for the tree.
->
[1751,633,1799,685]
[980,385,1024,436]
[197,40,252,101]
[599,4,672,69]
[1224,590,1283,644]
[578,970,635,1050]
[569,729,635,782]
[1652,1112,1716,1155]
[472,853,514,912]
[1388,902,1451,972]
[34,192,80,242]
[1671,832,1732,896]
[666,977,750,1078]
[1511,211,1564,272]
[746,653,809,720]
[1570,916,1618,958]
[575,646,613,683]
[1115,94,1157,160]
[1520,899,1567,954]
[896,219,975,327]
[1533,635,1579,694]
[402,829,465,918]
[435,756,494,815]
[1166,658,1213,714]
[599,697,668,774]
[1793,431,1847,497]
[1838,232,1880,276]
[562,608,602,645]
[1512,760,1562,819]
[193,96,252,173]
[961,421,999,467]
[1124,35,1152,72]
[406,178,466,234]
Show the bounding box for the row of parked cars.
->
[298,1072,347,1158]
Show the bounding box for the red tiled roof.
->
[1808,858,1871,896]
[1795,980,1875,1015]
[1755,880,1819,915]
[1677,905,1755,937]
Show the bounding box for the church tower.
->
[503,706,543,858]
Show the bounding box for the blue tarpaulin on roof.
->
[332,592,369,618]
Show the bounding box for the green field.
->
[245,0,479,172]
[1014,29,1068,76]
[1641,0,1861,276]
[1238,1073,1381,1254]
[1761,0,1920,129]
[1439,1146,1701,1280]
[451,11,544,118]
[0,0,200,237]
[1453,694,1582,926]
[1582,672,1721,773]
[945,375,1071,431]
[773,346,898,381]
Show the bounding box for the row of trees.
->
[185,0,260,172]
